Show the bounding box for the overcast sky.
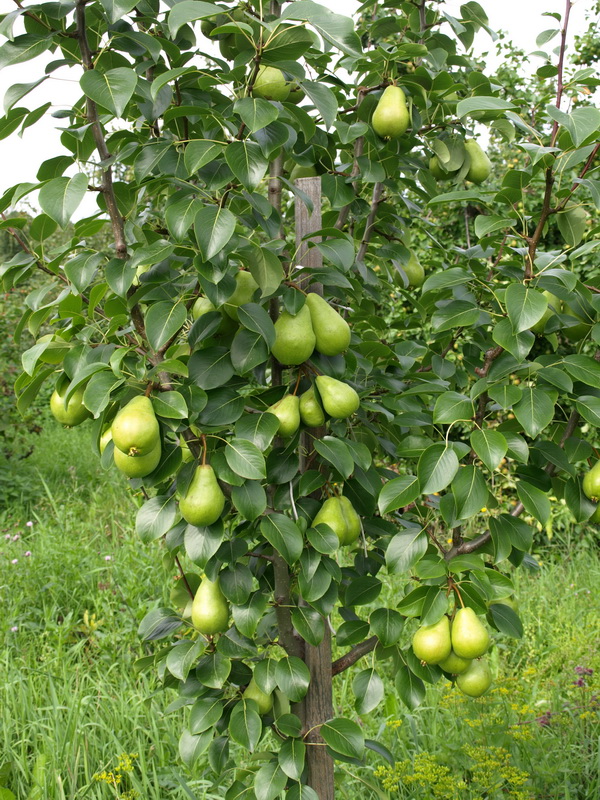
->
[0,0,592,215]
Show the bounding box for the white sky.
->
[0,0,593,215]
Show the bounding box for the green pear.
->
[339,496,361,545]
[50,383,91,427]
[299,386,325,427]
[243,677,273,714]
[372,85,410,138]
[531,291,562,334]
[493,596,519,613]
[429,156,448,180]
[411,616,452,664]
[111,396,159,457]
[451,607,490,659]
[290,163,318,179]
[583,460,600,500]
[191,576,230,635]
[114,438,161,478]
[267,394,301,437]
[402,251,425,288]
[170,573,201,619]
[305,293,351,356]
[287,84,305,104]
[456,658,492,697]
[273,689,291,718]
[99,427,113,454]
[315,375,360,419]
[179,465,225,526]
[271,305,316,365]
[438,650,471,675]
[465,140,492,184]
[192,296,216,320]
[312,497,347,545]
[252,66,290,101]
[590,504,600,523]
[223,271,259,320]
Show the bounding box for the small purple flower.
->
[4,534,11,541]
[10,626,18,632]
[575,666,594,675]
[10,559,18,565]
[536,712,553,727]
[573,678,587,687]
[26,521,33,527]
[12,534,20,541]
[24,551,31,557]
[104,555,113,562]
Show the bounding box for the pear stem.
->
[175,555,195,601]
[201,434,207,466]
[450,579,465,608]
[292,371,302,396]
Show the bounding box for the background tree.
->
[1,0,599,797]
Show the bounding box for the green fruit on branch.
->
[271,305,316,365]
[243,676,273,714]
[111,396,160,457]
[170,573,201,618]
[114,437,161,478]
[583,460,600,501]
[411,616,452,664]
[451,607,490,659]
[192,296,216,320]
[312,497,348,546]
[50,382,91,427]
[372,85,410,138]
[590,504,600,523]
[99,427,113,454]
[191,575,230,635]
[402,251,425,288]
[290,163,318,179]
[223,271,259,320]
[338,495,361,545]
[464,139,492,184]
[315,375,360,419]
[531,291,563,335]
[252,66,290,101]
[456,658,492,697]
[267,394,301,437]
[305,293,351,356]
[287,84,305,104]
[179,465,225,526]
[438,650,471,675]
[299,386,325,427]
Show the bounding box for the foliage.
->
[1,0,600,795]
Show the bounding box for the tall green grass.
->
[1,424,598,799]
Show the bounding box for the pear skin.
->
[192,296,216,320]
[438,650,471,675]
[583,460,600,501]
[339,496,361,545]
[50,383,91,427]
[315,375,360,419]
[451,607,490,659]
[411,616,452,664]
[312,497,347,545]
[224,271,259,320]
[590,504,600,523]
[243,677,273,714]
[111,396,160,456]
[305,294,351,356]
[290,164,318,179]
[252,66,290,101]
[403,251,425,288]
[99,427,113,454]
[531,291,562,334]
[372,85,410,138]
[191,576,229,635]
[465,140,492,184]
[114,438,161,478]
[271,305,316,365]
[456,658,492,697]
[179,465,225,527]
[267,394,301,437]
[299,386,325,428]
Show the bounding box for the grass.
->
[1,423,599,799]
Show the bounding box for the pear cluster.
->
[267,375,360,438]
[271,293,351,365]
[110,396,162,478]
[429,139,491,184]
[411,607,492,698]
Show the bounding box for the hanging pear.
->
[531,291,562,334]
[252,66,290,101]
[192,296,216,320]
[267,394,301,437]
[438,650,471,675]
[99,427,113,454]
[299,386,325,428]
[372,85,410,139]
[50,382,91,427]
[305,293,351,356]
[223,271,259,320]
[191,576,230,635]
[402,251,425,288]
[111,396,160,457]
[339,496,361,545]
[451,607,490,659]
[583,460,600,501]
[179,465,225,527]
[312,497,347,545]
[243,676,273,714]
[315,375,360,419]
[464,140,492,184]
[271,305,316,365]
[411,616,452,664]
[114,438,161,478]
[456,658,492,697]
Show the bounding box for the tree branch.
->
[331,636,378,676]
[357,182,384,262]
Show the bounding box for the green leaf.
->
[291,606,324,647]
[345,576,381,607]
[321,718,365,759]
[136,496,178,543]
[83,372,124,417]
[225,141,268,191]
[152,391,188,419]
[564,106,600,147]
[235,412,280,449]
[138,607,181,640]
[378,475,420,515]
[199,388,245,425]
[80,67,137,118]
[184,140,224,174]
[144,301,187,352]
[230,329,269,374]
[576,395,600,426]
[452,465,488,519]
[189,346,235,390]
[165,194,202,240]
[194,206,236,261]
[353,668,384,715]
[516,481,551,524]
[313,437,354,479]
[513,388,555,438]
[418,444,459,494]
[488,603,523,638]
[254,760,287,800]
[168,0,223,37]
[278,739,306,782]
[474,215,513,238]
[564,477,596,523]
[234,98,279,132]
[276,656,310,702]
[231,481,267,520]
[492,318,534,361]
[179,729,212,769]
[237,302,276,347]
[564,354,600,388]
[0,35,52,70]
[302,81,338,129]
[490,514,534,552]
[386,529,427,573]
[242,244,284,296]
[38,173,88,228]
[281,1,362,57]
[394,665,425,710]
[229,699,262,752]
[190,697,224,733]
[225,438,266,480]
[433,391,473,423]
[260,514,303,565]
[505,284,548,333]
[557,206,587,247]
[456,96,515,118]
[369,608,403,646]
[100,0,139,23]
[431,301,480,332]
[470,429,507,471]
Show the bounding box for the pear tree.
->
[1,0,600,797]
